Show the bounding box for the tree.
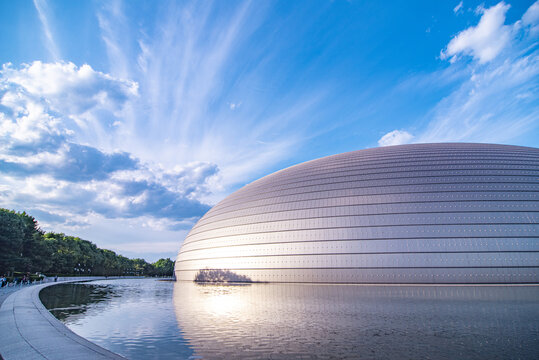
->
[152,258,174,277]
[19,212,50,273]
[0,209,25,273]
[0,209,51,274]
[1,208,159,277]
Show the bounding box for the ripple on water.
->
[41,279,539,360]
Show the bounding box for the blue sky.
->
[0,0,537,261]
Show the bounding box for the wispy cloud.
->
[228,102,242,110]
[379,1,539,147]
[1,1,338,255]
[522,1,539,35]
[96,1,132,79]
[95,1,331,198]
[33,0,60,61]
[454,1,464,15]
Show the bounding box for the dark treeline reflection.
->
[174,283,539,360]
[40,283,119,321]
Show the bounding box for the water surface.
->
[41,279,539,359]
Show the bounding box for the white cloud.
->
[94,1,329,197]
[96,1,132,79]
[442,2,512,63]
[522,1,539,35]
[523,1,539,24]
[1,61,138,152]
[229,102,242,110]
[425,1,539,144]
[453,1,463,14]
[2,61,137,114]
[391,1,539,147]
[378,130,414,147]
[416,52,539,144]
[0,62,217,233]
[33,0,60,61]
[2,2,334,241]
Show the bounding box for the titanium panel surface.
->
[175,143,539,283]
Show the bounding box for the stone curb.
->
[0,280,126,360]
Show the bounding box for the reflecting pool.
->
[40,279,539,359]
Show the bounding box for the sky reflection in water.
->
[41,279,539,359]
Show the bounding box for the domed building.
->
[175,143,539,284]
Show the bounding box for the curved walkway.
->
[0,281,125,360]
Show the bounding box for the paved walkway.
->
[0,280,125,360]
[0,285,22,307]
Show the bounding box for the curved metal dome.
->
[175,143,539,284]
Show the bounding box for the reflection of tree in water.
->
[40,283,119,321]
[194,269,253,283]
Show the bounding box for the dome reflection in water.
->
[173,282,539,359]
[41,279,539,359]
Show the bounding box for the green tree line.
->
[0,208,174,277]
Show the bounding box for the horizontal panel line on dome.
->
[219,175,539,214]
[189,215,537,239]
[207,191,539,218]
[291,146,539,159]
[198,195,539,221]
[291,160,539,175]
[222,179,539,207]
[299,147,539,162]
[248,169,539,190]
[312,149,539,163]
[219,187,539,207]
[228,176,539,203]
[186,230,539,246]
[216,178,539,207]
[288,151,539,164]
[236,166,539,195]
[309,152,539,164]
[184,229,536,249]
[255,159,539,181]
[243,158,539,182]
[206,190,539,219]
[329,144,535,153]
[238,167,537,192]
[217,192,538,219]
[189,221,539,237]
[270,150,539,171]
[240,177,539,201]
[301,147,538,159]
[260,156,539,170]
[175,266,539,272]
[199,201,539,225]
[178,235,539,254]
[177,281,539,285]
[178,237,539,255]
[188,211,539,237]
[179,238,539,256]
[258,166,537,187]
[176,250,539,263]
[197,206,539,231]
[225,173,539,202]
[246,159,539,187]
